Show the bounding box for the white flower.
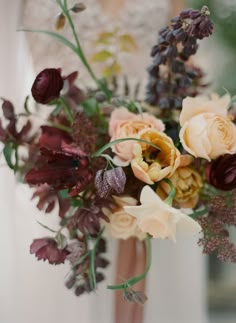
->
[124,186,201,241]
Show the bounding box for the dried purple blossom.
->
[72,112,97,153]
[145,6,213,109]
[124,289,148,305]
[199,191,236,263]
[30,238,68,264]
[95,167,126,198]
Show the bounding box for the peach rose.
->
[179,95,236,160]
[131,128,180,184]
[102,196,146,240]
[124,186,201,240]
[157,165,203,209]
[109,107,165,166]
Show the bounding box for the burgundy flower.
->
[30,238,68,264]
[31,68,63,104]
[207,154,236,191]
[0,99,32,143]
[25,126,93,196]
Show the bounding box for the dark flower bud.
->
[207,154,236,191]
[96,272,105,283]
[31,68,63,104]
[65,275,76,289]
[75,285,85,296]
[71,3,86,13]
[105,167,126,194]
[124,289,148,304]
[95,167,126,198]
[95,91,107,103]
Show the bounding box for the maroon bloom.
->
[207,154,236,191]
[31,68,63,104]
[30,238,68,264]
[25,126,93,196]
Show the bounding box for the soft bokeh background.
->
[0,0,236,322]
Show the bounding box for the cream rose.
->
[103,196,145,240]
[109,107,165,166]
[179,95,236,160]
[124,186,201,240]
[131,128,180,184]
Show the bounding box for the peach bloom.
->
[131,128,180,184]
[157,165,203,209]
[124,186,201,240]
[179,94,230,126]
[109,107,165,166]
[102,196,146,240]
[180,113,236,160]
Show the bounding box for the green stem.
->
[91,138,161,158]
[163,178,176,206]
[107,235,152,290]
[89,228,105,290]
[58,97,74,123]
[58,0,111,97]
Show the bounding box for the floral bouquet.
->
[1,1,236,304]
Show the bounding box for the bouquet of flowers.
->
[1,1,236,304]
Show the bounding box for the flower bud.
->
[71,3,86,13]
[31,68,63,104]
[55,13,66,31]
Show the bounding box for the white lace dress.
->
[0,1,208,323]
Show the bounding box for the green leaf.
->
[3,142,15,170]
[59,189,70,199]
[90,50,113,62]
[55,232,67,249]
[51,104,63,117]
[36,221,57,233]
[82,98,99,117]
[118,34,138,52]
[19,29,78,55]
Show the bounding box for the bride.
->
[0,1,208,322]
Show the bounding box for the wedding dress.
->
[0,1,208,322]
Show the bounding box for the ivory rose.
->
[124,186,201,240]
[131,128,180,184]
[179,95,236,160]
[102,196,146,240]
[109,107,165,166]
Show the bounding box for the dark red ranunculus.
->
[30,238,68,264]
[207,154,236,191]
[31,68,63,104]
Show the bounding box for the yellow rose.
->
[102,196,146,240]
[124,186,201,240]
[109,107,165,166]
[131,129,180,184]
[179,95,236,160]
[157,166,203,209]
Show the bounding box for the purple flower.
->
[30,238,68,264]
[95,167,126,198]
[31,68,63,104]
